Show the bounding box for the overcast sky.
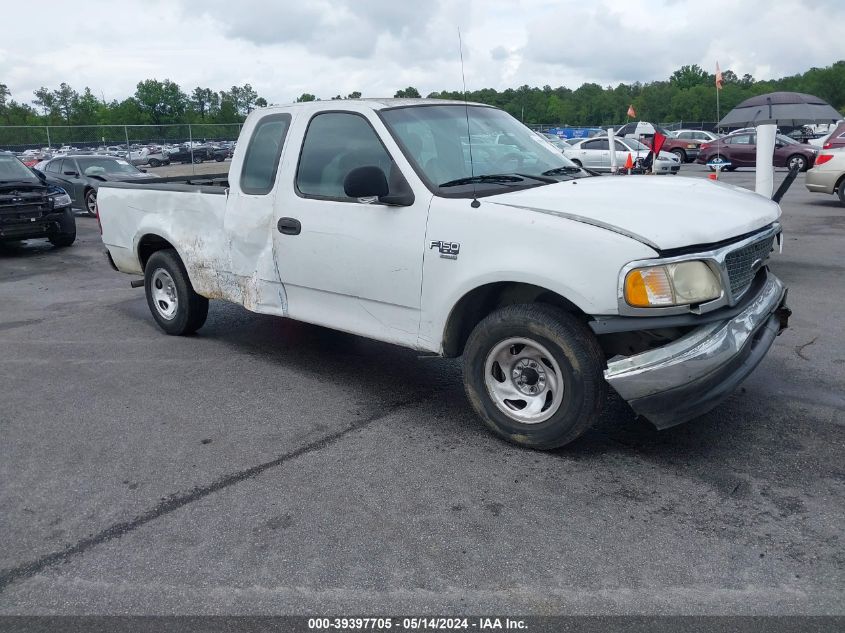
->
[2,0,844,106]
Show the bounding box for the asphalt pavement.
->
[0,164,842,615]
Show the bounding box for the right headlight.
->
[624,261,722,307]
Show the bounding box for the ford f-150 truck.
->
[97,99,790,449]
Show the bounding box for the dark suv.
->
[0,152,76,247]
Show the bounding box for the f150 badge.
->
[430,240,460,260]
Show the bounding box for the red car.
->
[695,133,819,171]
[821,121,845,150]
[614,121,702,163]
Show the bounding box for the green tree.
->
[134,79,187,124]
[394,87,421,98]
[295,93,317,102]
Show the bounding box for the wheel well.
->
[441,282,587,358]
[137,234,176,270]
[835,173,845,193]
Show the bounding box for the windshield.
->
[0,154,39,183]
[380,105,584,197]
[76,157,141,176]
[622,137,650,151]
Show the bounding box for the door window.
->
[296,112,394,200]
[730,134,753,145]
[583,139,609,151]
[46,159,63,174]
[240,113,291,195]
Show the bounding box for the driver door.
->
[272,110,430,347]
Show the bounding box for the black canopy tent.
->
[718,91,842,128]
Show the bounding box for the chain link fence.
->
[0,123,243,153]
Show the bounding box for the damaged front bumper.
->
[603,271,790,429]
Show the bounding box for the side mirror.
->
[343,165,415,206]
[344,165,389,198]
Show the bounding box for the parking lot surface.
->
[0,165,842,614]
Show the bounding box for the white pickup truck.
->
[98,99,791,449]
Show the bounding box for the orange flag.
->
[627,104,636,118]
[716,62,723,90]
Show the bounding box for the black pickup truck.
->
[0,152,76,247]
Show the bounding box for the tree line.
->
[1,61,843,131]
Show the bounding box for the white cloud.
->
[0,0,843,107]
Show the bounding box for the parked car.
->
[0,152,76,247]
[38,154,158,215]
[672,129,721,142]
[540,132,573,151]
[819,121,845,150]
[696,133,819,171]
[805,148,845,205]
[565,137,681,174]
[613,121,702,163]
[165,144,214,164]
[97,99,789,450]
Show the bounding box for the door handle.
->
[277,217,301,235]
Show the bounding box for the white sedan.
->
[564,137,681,174]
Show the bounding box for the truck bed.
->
[99,173,229,195]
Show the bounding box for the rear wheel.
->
[193,155,203,164]
[148,158,161,167]
[787,154,808,172]
[671,149,686,163]
[144,249,208,335]
[462,304,606,450]
[837,178,845,206]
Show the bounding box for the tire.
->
[571,159,582,167]
[193,155,203,164]
[48,228,76,247]
[837,177,845,206]
[671,149,686,163]
[84,188,97,217]
[462,304,606,450]
[144,249,209,336]
[787,154,808,172]
[706,155,730,172]
[148,158,161,167]
[215,156,225,162]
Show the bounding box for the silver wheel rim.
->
[483,337,566,424]
[86,191,96,214]
[789,156,804,170]
[150,268,178,320]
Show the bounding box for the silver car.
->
[564,137,681,174]
[673,129,722,142]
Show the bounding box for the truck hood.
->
[487,176,781,250]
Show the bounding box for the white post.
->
[755,124,776,197]
[608,127,618,173]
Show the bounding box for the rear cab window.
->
[240,113,291,195]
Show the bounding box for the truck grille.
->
[724,235,774,298]
[0,203,45,222]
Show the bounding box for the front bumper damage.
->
[603,271,790,429]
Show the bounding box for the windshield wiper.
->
[438,174,525,188]
[0,179,40,188]
[541,166,583,176]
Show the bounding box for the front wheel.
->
[84,189,97,216]
[148,158,161,167]
[49,229,76,247]
[787,154,808,172]
[837,178,845,206]
[462,304,606,449]
[144,249,209,335]
[193,155,204,164]
[671,149,686,163]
